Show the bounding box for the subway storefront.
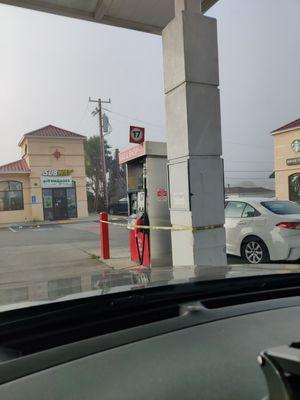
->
[273,118,300,203]
[0,125,88,224]
[41,172,78,220]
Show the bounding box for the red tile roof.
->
[0,159,30,174]
[272,118,300,133]
[23,125,86,139]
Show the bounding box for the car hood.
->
[1,263,300,312]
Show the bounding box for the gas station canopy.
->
[0,0,218,34]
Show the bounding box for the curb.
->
[0,217,99,230]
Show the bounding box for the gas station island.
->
[120,142,172,267]
[1,0,227,267]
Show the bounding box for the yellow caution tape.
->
[99,219,223,232]
[110,216,129,221]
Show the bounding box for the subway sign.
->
[41,176,73,188]
[42,169,73,177]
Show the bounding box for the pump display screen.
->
[129,193,138,215]
[138,192,145,212]
[127,161,144,191]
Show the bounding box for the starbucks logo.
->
[292,139,300,153]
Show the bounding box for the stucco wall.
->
[0,174,31,224]
[0,136,88,224]
[26,137,88,220]
[274,128,300,200]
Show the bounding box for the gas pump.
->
[120,141,172,267]
[127,157,150,266]
[129,192,150,266]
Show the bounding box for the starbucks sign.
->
[291,139,300,153]
[41,176,73,188]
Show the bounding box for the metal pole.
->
[99,212,110,259]
[98,100,109,211]
[89,97,111,212]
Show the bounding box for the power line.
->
[77,100,90,128]
[103,107,164,129]
[97,108,273,161]
[225,177,272,180]
[225,170,272,173]
[225,160,273,164]
[223,140,270,149]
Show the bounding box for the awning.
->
[0,0,219,34]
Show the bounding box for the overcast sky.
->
[1,0,300,188]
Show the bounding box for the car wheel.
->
[109,208,114,215]
[241,238,270,264]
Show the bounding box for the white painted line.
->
[31,228,53,232]
[8,227,17,233]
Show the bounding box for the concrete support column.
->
[162,0,226,266]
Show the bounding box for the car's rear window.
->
[261,201,300,215]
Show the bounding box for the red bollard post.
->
[99,212,110,259]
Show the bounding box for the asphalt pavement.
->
[0,220,131,305]
[0,218,258,307]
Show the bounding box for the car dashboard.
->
[1,277,300,399]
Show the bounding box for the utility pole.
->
[89,97,111,211]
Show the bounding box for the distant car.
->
[225,198,300,264]
[109,198,128,215]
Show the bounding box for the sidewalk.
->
[0,214,99,230]
[88,246,136,270]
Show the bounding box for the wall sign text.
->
[41,176,73,188]
[286,157,300,166]
[42,169,74,177]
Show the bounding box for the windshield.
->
[261,201,300,215]
[0,0,300,312]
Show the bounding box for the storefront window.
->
[42,181,77,220]
[9,181,22,191]
[0,181,24,212]
[67,187,77,218]
[289,173,300,203]
[43,189,54,220]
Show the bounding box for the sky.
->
[0,0,300,188]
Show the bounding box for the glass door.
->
[53,188,68,220]
[67,187,77,218]
[289,174,300,203]
[43,189,54,220]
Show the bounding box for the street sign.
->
[129,126,145,144]
[31,195,37,204]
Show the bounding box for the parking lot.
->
[0,219,130,306]
[2,217,299,307]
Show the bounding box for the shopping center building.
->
[273,118,300,202]
[0,125,88,224]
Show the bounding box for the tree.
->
[108,149,127,203]
[84,136,112,212]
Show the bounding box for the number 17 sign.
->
[129,126,145,144]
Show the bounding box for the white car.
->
[225,198,300,264]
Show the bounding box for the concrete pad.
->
[88,246,136,270]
